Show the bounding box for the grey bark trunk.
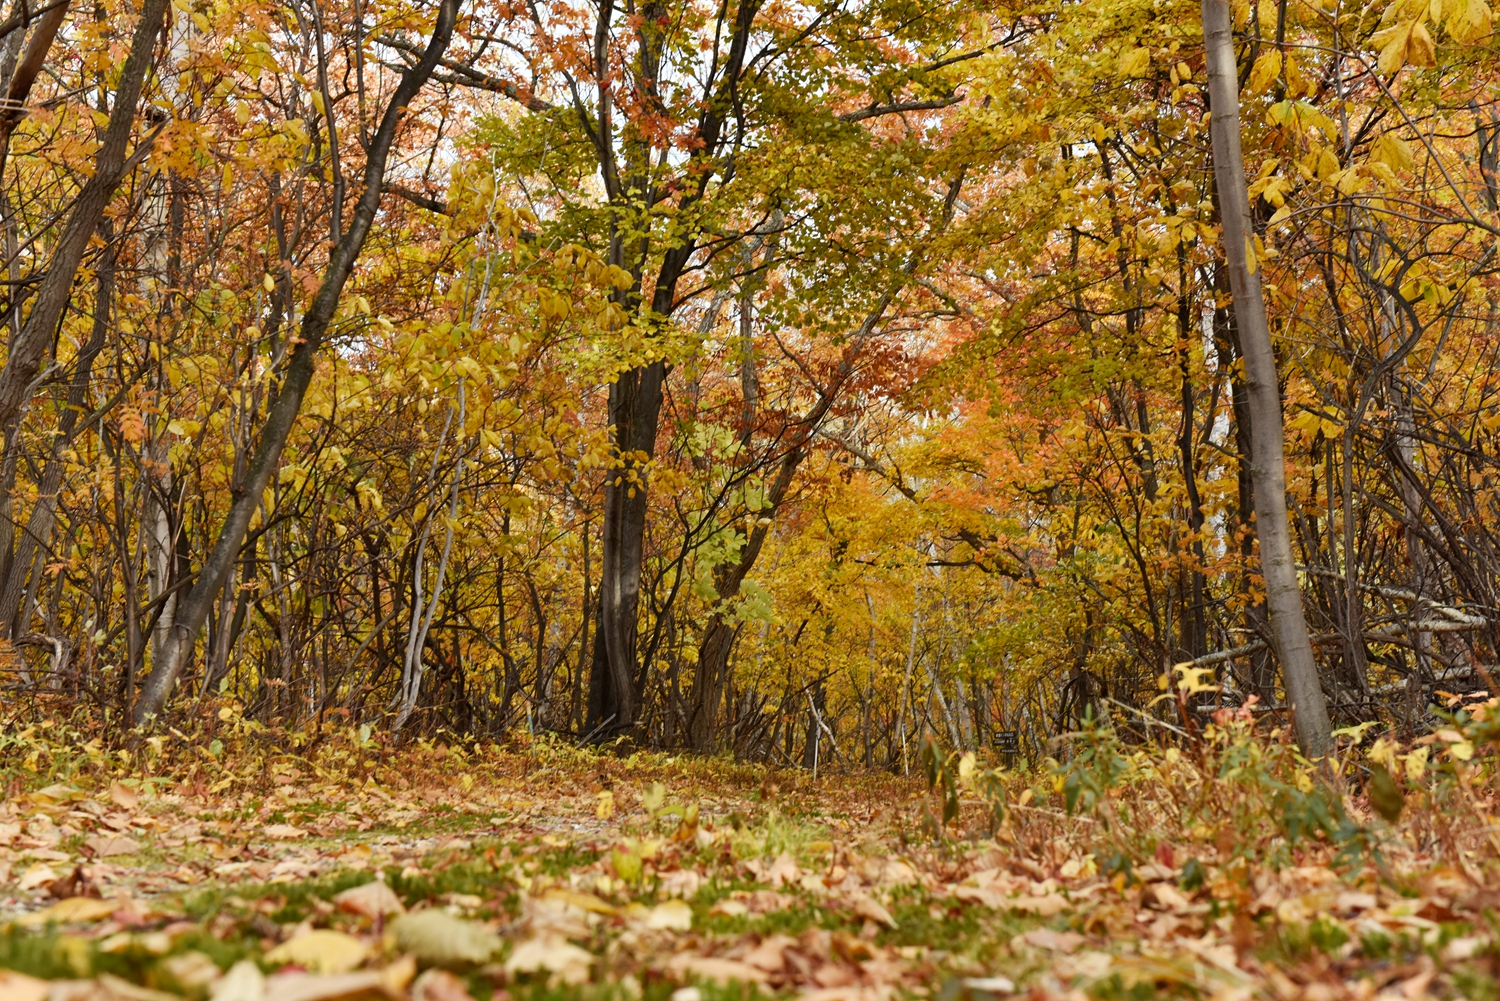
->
[1203,0,1332,757]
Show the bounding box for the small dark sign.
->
[995,730,1020,753]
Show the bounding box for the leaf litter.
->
[1,724,1499,1001]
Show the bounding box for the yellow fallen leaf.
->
[263,824,308,840]
[20,896,119,925]
[646,899,693,931]
[504,936,593,985]
[265,930,370,974]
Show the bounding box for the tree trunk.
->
[0,0,167,434]
[587,359,666,736]
[132,0,460,724]
[1203,0,1332,757]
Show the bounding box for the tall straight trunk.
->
[587,359,667,736]
[132,0,460,724]
[1203,0,1332,757]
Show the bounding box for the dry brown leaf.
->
[20,897,118,925]
[742,934,796,973]
[85,835,142,858]
[849,893,897,929]
[108,784,139,812]
[262,825,307,840]
[766,851,800,888]
[333,879,405,920]
[665,954,768,985]
[410,969,474,1001]
[1142,881,1191,914]
[1020,928,1084,953]
[1009,894,1068,917]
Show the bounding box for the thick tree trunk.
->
[132,0,460,724]
[587,359,666,736]
[1203,0,1332,757]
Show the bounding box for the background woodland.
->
[0,0,1496,767]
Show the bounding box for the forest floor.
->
[0,723,1498,1001]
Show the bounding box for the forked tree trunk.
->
[1202,0,1332,757]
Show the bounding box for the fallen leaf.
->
[1143,881,1191,913]
[540,887,616,915]
[263,972,393,1001]
[1020,928,1085,953]
[0,969,48,1001]
[86,835,142,858]
[504,936,594,985]
[109,783,140,812]
[411,969,474,1001]
[390,910,501,968]
[1009,893,1068,917]
[766,851,800,888]
[17,862,58,891]
[646,899,694,931]
[742,934,795,973]
[20,896,119,925]
[665,954,768,985]
[849,893,897,929]
[334,879,406,920]
[264,930,370,974]
[97,973,183,1001]
[708,899,748,918]
[162,952,225,991]
[262,825,307,840]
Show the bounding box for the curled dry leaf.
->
[333,879,406,920]
[848,893,898,929]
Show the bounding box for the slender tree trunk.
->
[0,0,168,434]
[1203,0,1332,757]
[131,0,460,723]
